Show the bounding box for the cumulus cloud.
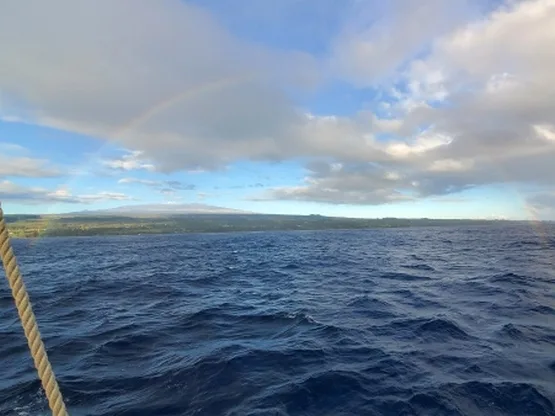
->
[0,0,399,171]
[261,162,414,205]
[0,0,317,172]
[102,151,155,172]
[258,158,480,205]
[261,0,555,206]
[0,180,132,204]
[329,0,481,86]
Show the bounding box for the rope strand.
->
[0,204,68,416]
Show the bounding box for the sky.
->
[1,0,555,220]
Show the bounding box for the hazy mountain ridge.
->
[70,203,251,216]
[5,209,536,239]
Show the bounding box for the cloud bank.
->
[1,0,554,211]
[0,181,132,205]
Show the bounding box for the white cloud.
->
[534,124,555,143]
[434,0,555,83]
[262,0,555,206]
[258,162,415,205]
[385,133,453,159]
[384,171,401,181]
[0,180,133,204]
[102,151,155,172]
[0,143,27,153]
[1,0,555,213]
[0,155,60,178]
[329,0,480,86]
[48,188,71,198]
[427,159,474,173]
[118,178,159,186]
[0,0,316,172]
[117,177,195,192]
[78,192,132,203]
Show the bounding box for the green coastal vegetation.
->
[5,213,513,238]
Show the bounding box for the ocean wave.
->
[497,323,555,344]
[2,226,555,415]
[408,381,555,416]
[381,271,433,281]
[401,263,436,272]
[372,317,473,342]
[488,272,536,287]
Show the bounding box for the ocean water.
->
[1,225,555,416]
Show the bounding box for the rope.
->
[0,204,68,416]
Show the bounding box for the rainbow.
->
[28,72,260,244]
[22,72,554,263]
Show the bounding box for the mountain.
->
[71,203,251,216]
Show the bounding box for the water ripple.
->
[1,225,555,415]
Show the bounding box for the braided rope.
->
[0,205,68,416]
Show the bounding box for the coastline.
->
[5,213,517,239]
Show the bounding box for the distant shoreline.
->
[4,213,527,239]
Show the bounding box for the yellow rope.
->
[0,204,68,416]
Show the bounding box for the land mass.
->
[4,204,518,238]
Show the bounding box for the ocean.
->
[1,225,555,415]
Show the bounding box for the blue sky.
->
[1,0,555,219]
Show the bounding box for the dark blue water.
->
[1,225,555,415]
